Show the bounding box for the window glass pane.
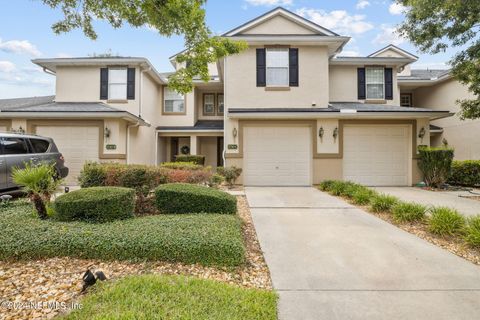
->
[366,68,384,83]
[164,87,183,100]
[266,49,288,67]
[367,84,384,99]
[30,139,50,153]
[109,69,127,83]
[366,68,384,99]
[164,100,174,113]
[172,100,185,113]
[204,94,215,114]
[2,138,28,155]
[164,87,185,113]
[217,94,224,114]
[267,68,289,86]
[109,84,127,100]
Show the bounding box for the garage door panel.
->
[36,125,100,185]
[343,125,410,186]
[244,126,311,186]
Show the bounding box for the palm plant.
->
[11,162,63,219]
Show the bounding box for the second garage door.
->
[36,125,100,185]
[343,125,411,186]
[243,126,311,186]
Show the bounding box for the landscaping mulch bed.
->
[346,200,480,266]
[0,196,271,320]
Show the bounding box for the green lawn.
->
[62,275,277,320]
[0,201,245,266]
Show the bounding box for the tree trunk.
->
[31,194,47,220]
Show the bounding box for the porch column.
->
[190,135,199,155]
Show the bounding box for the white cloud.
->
[0,60,16,73]
[372,24,405,45]
[0,38,41,57]
[245,0,292,6]
[389,3,406,15]
[296,8,374,35]
[356,0,370,9]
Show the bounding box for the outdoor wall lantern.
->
[104,127,111,139]
[418,127,426,140]
[232,127,238,139]
[16,126,25,134]
[318,126,324,139]
[333,127,338,142]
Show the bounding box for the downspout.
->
[42,67,56,76]
[223,57,227,166]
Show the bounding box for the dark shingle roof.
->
[0,96,55,110]
[157,120,224,131]
[398,69,450,80]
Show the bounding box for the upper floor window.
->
[203,93,215,115]
[164,87,185,113]
[266,48,289,86]
[366,67,384,100]
[400,93,412,107]
[108,68,128,100]
[217,94,224,115]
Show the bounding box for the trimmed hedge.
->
[155,183,237,214]
[160,162,203,170]
[54,187,135,223]
[448,160,480,187]
[174,154,206,165]
[417,146,454,188]
[0,202,245,266]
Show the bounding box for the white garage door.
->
[0,126,7,132]
[343,125,410,186]
[244,126,311,186]
[36,126,100,185]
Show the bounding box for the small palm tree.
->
[11,162,63,219]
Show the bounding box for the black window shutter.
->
[289,48,299,87]
[100,68,108,100]
[127,68,135,100]
[256,48,266,87]
[357,68,366,100]
[384,67,393,100]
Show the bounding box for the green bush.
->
[318,180,336,191]
[209,174,225,187]
[351,188,376,205]
[329,181,360,197]
[155,183,237,214]
[0,201,245,266]
[428,207,465,236]
[77,162,107,188]
[54,187,135,223]
[160,161,203,170]
[370,194,399,213]
[217,166,242,187]
[464,216,480,247]
[391,202,427,223]
[174,154,205,165]
[448,160,480,187]
[417,146,454,188]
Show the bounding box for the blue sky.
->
[0,0,458,99]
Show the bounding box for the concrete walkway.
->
[246,187,480,320]
[374,187,480,217]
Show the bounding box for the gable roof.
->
[223,7,339,37]
[368,44,418,60]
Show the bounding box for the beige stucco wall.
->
[104,119,127,155]
[242,15,316,35]
[329,65,400,105]
[316,119,339,154]
[157,85,196,127]
[413,78,480,159]
[225,45,329,109]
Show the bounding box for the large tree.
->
[397,0,480,119]
[40,0,246,93]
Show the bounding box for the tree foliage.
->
[40,0,247,93]
[397,0,480,119]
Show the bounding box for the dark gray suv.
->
[0,133,69,191]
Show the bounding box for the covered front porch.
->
[156,120,224,167]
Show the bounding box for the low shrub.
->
[217,166,242,187]
[155,183,237,214]
[318,180,336,191]
[77,162,107,187]
[166,169,212,184]
[351,188,376,205]
[391,202,427,223]
[209,174,225,188]
[428,207,465,236]
[448,160,480,187]
[370,194,399,213]
[417,146,454,188]
[160,162,202,170]
[464,216,480,247]
[54,187,135,223]
[174,154,205,165]
[329,181,360,197]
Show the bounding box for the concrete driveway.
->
[246,187,480,320]
[374,187,480,217]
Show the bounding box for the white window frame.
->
[163,87,185,114]
[266,48,289,87]
[365,67,385,100]
[400,93,412,107]
[108,68,128,100]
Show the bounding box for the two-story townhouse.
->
[1,7,458,187]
